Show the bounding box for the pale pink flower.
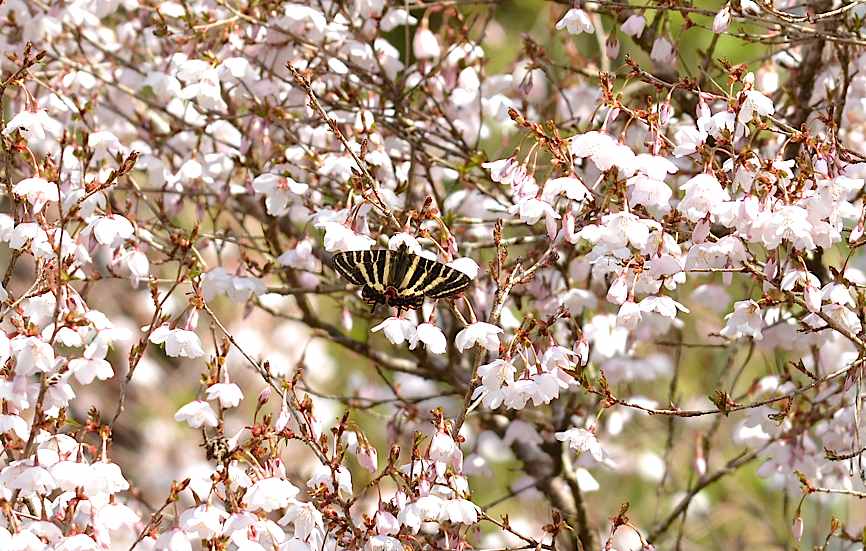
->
[88,214,134,246]
[388,233,423,255]
[792,516,803,541]
[678,173,730,222]
[760,205,815,250]
[205,383,244,408]
[279,501,324,541]
[68,357,114,385]
[318,221,375,252]
[408,323,447,354]
[628,174,672,212]
[3,109,62,147]
[510,197,559,226]
[245,477,300,512]
[380,9,417,32]
[616,300,642,329]
[0,414,28,439]
[307,463,353,497]
[253,174,308,216]
[638,295,690,319]
[174,400,219,428]
[429,431,462,468]
[606,35,620,59]
[13,177,59,212]
[720,300,764,340]
[621,14,646,37]
[673,125,708,157]
[713,5,731,33]
[555,8,594,34]
[541,176,590,203]
[371,317,416,345]
[650,38,675,65]
[11,336,56,375]
[555,427,605,461]
[376,511,400,535]
[413,28,440,59]
[278,239,322,272]
[180,504,228,539]
[455,322,503,352]
[443,499,478,524]
[606,274,629,305]
[149,326,205,358]
[201,268,266,303]
[55,534,100,551]
[448,257,480,279]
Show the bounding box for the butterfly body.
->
[333,244,471,311]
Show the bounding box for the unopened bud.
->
[606,35,620,59]
[792,516,803,541]
[713,6,731,33]
[257,386,271,406]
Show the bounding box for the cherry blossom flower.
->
[180,504,228,539]
[555,427,605,461]
[713,6,732,33]
[372,317,416,345]
[87,214,134,246]
[278,239,322,272]
[149,326,205,358]
[621,14,646,36]
[68,357,114,385]
[3,109,62,147]
[720,300,764,340]
[279,501,324,543]
[245,477,300,512]
[455,322,503,352]
[174,400,219,428]
[205,383,244,408]
[430,431,463,468]
[316,221,375,252]
[408,323,447,354]
[413,27,440,59]
[201,268,266,303]
[650,38,675,64]
[253,174,308,216]
[555,8,594,35]
[307,463,353,497]
[13,176,59,212]
[678,173,731,222]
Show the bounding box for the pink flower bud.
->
[257,386,271,405]
[574,336,590,367]
[658,102,672,126]
[792,516,803,541]
[693,217,710,243]
[606,35,620,59]
[621,14,645,37]
[713,6,731,33]
[413,27,440,60]
[850,218,864,243]
[606,274,629,305]
[804,284,822,313]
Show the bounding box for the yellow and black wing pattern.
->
[333,245,471,310]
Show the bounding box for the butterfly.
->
[332,244,471,311]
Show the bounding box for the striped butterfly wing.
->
[333,248,471,308]
[332,249,389,291]
[393,254,471,300]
